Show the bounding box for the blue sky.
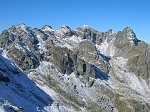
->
[0,0,150,43]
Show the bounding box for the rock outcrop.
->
[0,24,150,112]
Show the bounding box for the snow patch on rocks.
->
[111,57,150,97]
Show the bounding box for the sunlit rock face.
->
[0,24,150,112]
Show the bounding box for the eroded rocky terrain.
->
[0,24,150,112]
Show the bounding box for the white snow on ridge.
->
[0,107,5,112]
[35,34,47,52]
[111,57,150,96]
[126,31,135,40]
[82,25,90,28]
[0,52,54,112]
[126,73,148,95]
[35,34,43,50]
[68,35,82,43]
[15,24,30,33]
[0,50,17,71]
[29,61,87,112]
[96,39,109,56]
[42,26,55,32]
[96,38,116,57]
[54,36,80,49]
[1,50,9,60]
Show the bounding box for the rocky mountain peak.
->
[76,25,92,31]
[121,27,140,45]
[15,23,26,27]
[123,27,136,39]
[59,25,73,33]
[81,25,91,29]
[14,23,31,32]
[41,25,53,32]
[107,29,113,34]
[60,25,71,29]
[123,26,132,31]
[54,25,74,37]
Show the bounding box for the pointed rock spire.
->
[123,27,140,45]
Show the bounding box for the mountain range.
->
[0,23,150,112]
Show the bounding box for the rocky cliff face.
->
[0,23,150,112]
